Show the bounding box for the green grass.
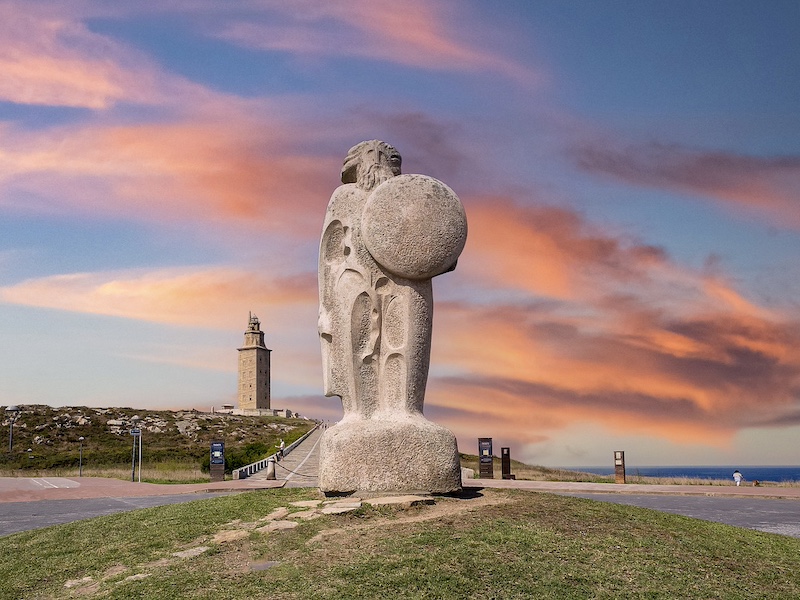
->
[2,487,800,599]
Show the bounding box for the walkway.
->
[249,425,322,488]
[0,474,282,505]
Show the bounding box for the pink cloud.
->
[0,263,327,406]
[215,0,539,86]
[420,198,800,451]
[459,197,780,320]
[9,0,534,83]
[462,197,667,300]
[0,266,317,329]
[573,140,800,228]
[428,299,800,449]
[0,2,175,108]
[0,115,338,235]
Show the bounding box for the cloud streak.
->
[0,1,180,108]
[430,300,800,451]
[214,0,539,86]
[461,198,669,300]
[0,114,338,235]
[573,140,800,228]
[0,266,317,330]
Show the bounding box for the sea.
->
[571,466,800,483]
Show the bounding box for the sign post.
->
[501,447,515,480]
[614,450,626,484]
[478,438,493,479]
[130,428,141,482]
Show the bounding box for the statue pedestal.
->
[318,416,462,495]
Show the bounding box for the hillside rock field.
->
[1,405,315,473]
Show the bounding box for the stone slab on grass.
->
[213,529,250,543]
[364,495,435,508]
[255,520,298,533]
[172,546,210,559]
[288,509,321,520]
[290,500,323,508]
[261,506,290,521]
[320,501,362,515]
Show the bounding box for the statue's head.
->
[341,140,401,191]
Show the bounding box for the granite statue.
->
[317,140,467,494]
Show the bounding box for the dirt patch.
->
[223,538,254,575]
[102,565,128,578]
[308,488,511,545]
[213,530,250,544]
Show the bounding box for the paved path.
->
[0,473,285,538]
[250,425,323,488]
[0,494,227,537]
[0,475,283,504]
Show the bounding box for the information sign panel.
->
[210,441,225,465]
[210,440,225,482]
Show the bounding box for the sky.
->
[1,0,799,468]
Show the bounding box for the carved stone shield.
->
[362,174,467,280]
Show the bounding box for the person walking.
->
[279,439,285,459]
[733,470,743,486]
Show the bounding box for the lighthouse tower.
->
[237,313,271,410]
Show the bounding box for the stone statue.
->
[317,140,467,494]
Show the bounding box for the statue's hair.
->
[341,140,401,185]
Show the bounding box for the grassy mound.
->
[2,487,799,598]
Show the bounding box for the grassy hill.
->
[0,405,315,479]
[2,487,799,598]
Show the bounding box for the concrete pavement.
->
[250,425,323,488]
[0,494,229,537]
[0,477,286,537]
[0,474,284,504]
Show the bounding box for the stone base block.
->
[318,417,462,495]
